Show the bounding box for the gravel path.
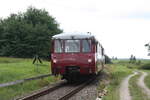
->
[119,72,137,100]
[137,71,150,98]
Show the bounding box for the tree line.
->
[0,7,62,59]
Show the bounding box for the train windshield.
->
[54,40,63,53]
[65,40,80,53]
[82,40,91,52]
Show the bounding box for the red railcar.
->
[51,32,105,81]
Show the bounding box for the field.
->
[129,72,149,100]
[102,62,132,100]
[0,57,58,100]
[101,60,150,100]
[145,71,150,89]
[1,57,150,100]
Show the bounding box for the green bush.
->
[0,7,62,58]
[140,63,150,69]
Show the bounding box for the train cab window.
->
[54,40,63,53]
[65,40,80,53]
[82,40,91,52]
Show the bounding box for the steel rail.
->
[17,81,66,100]
[18,76,97,100]
[59,76,96,100]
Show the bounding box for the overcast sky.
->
[0,0,150,59]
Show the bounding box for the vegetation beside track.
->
[0,57,59,100]
[100,60,150,100]
[100,61,132,100]
[1,57,150,100]
[129,72,148,100]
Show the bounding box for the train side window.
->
[97,44,102,54]
[99,45,102,55]
[82,40,91,52]
[97,43,99,53]
[54,40,63,53]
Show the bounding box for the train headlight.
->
[53,59,57,63]
[88,59,92,63]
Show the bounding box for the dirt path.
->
[119,72,137,100]
[137,71,150,98]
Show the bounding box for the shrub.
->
[140,63,150,69]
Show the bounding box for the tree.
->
[0,7,62,58]
[129,55,136,63]
[133,56,136,63]
[129,54,133,63]
[145,42,150,56]
[115,57,118,60]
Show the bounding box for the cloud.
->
[0,0,150,58]
[119,12,150,20]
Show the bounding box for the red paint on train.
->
[50,32,105,81]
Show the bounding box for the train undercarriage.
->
[61,66,96,82]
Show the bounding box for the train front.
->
[51,33,96,81]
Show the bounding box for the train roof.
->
[52,32,95,39]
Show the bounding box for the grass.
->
[1,58,149,100]
[144,71,150,89]
[138,60,150,90]
[140,63,150,70]
[102,63,132,100]
[129,72,148,100]
[0,57,59,100]
[101,60,150,100]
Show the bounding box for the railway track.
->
[59,76,96,100]
[18,80,67,100]
[18,76,97,100]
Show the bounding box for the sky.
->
[0,0,150,59]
